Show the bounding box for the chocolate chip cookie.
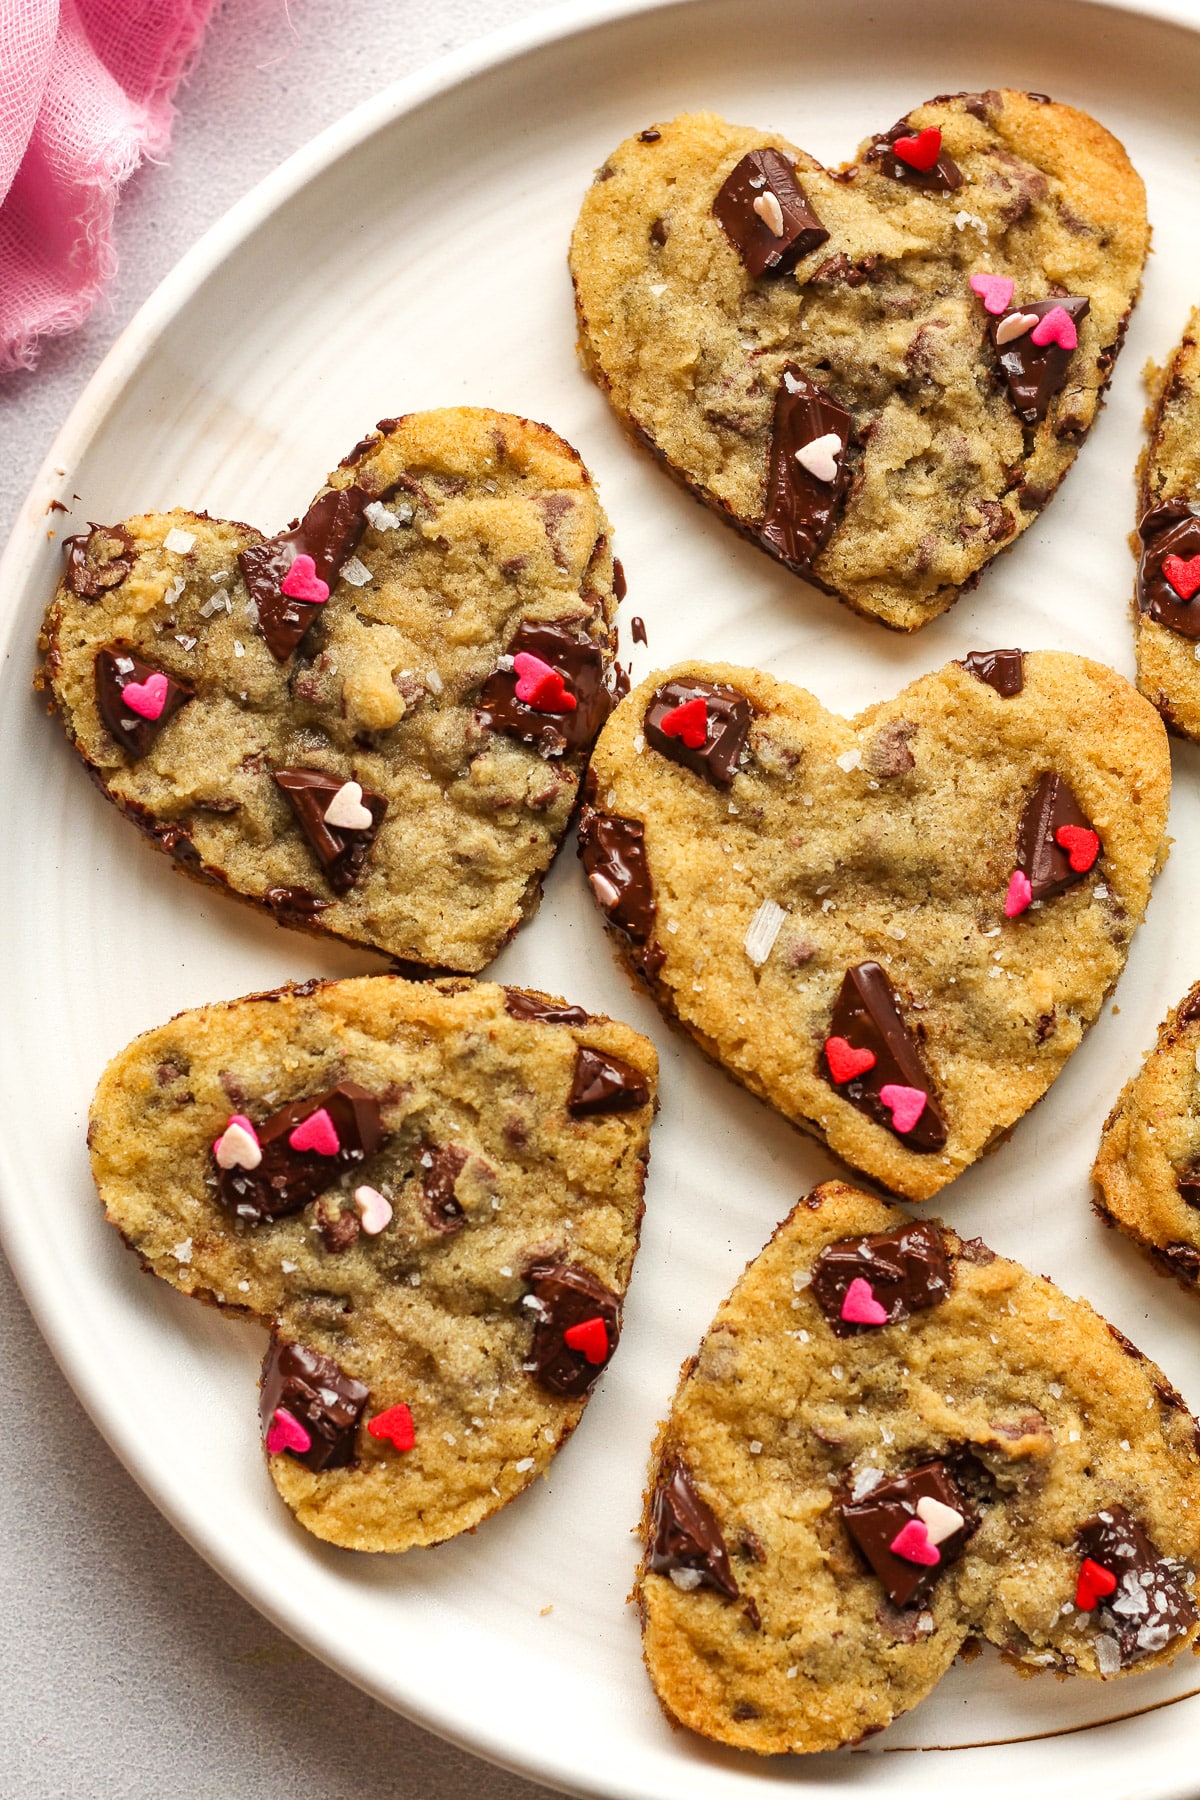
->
[1133,309,1200,740]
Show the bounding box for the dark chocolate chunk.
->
[840,1461,976,1608]
[1156,1242,1200,1284]
[1136,501,1200,637]
[958,649,1025,696]
[264,884,331,922]
[822,962,947,1152]
[239,486,368,661]
[418,1142,468,1233]
[64,525,136,599]
[94,646,194,758]
[760,365,853,570]
[866,120,963,191]
[1015,771,1098,904]
[314,1196,361,1253]
[630,615,648,646]
[216,1082,384,1222]
[568,1046,650,1117]
[1180,987,1200,1026]
[1176,1166,1200,1210]
[259,1337,369,1472]
[810,1220,951,1337]
[578,804,663,976]
[712,147,829,279]
[523,1261,621,1396]
[648,1459,739,1599]
[272,767,387,895]
[476,619,613,757]
[643,677,752,788]
[503,988,590,1026]
[989,297,1089,425]
[1076,1505,1196,1665]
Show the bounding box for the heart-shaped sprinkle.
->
[1030,304,1078,352]
[915,1493,965,1546]
[513,651,578,713]
[889,1517,941,1566]
[353,1183,393,1235]
[279,553,330,604]
[1075,1555,1118,1610]
[658,695,709,749]
[892,126,942,172]
[323,779,374,831]
[878,1083,928,1135]
[288,1106,341,1156]
[969,272,1014,315]
[794,431,842,483]
[752,190,785,237]
[824,1036,877,1084]
[994,310,1039,346]
[367,1402,415,1452]
[122,672,169,720]
[213,1113,262,1171]
[1054,824,1100,873]
[265,1406,312,1457]
[563,1315,611,1365]
[1004,869,1033,917]
[1163,553,1200,602]
[839,1276,888,1327]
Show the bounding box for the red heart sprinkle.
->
[659,696,709,750]
[892,127,942,172]
[1054,824,1099,873]
[563,1316,610,1365]
[824,1036,877,1084]
[288,1106,340,1156]
[889,1518,940,1566]
[513,651,577,714]
[368,1402,415,1452]
[1075,1556,1118,1611]
[1163,554,1200,601]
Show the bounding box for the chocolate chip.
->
[503,989,590,1026]
[638,127,661,143]
[612,557,627,601]
[866,120,963,190]
[578,805,663,976]
[1155,1242,1200,1284]
[523,1261,620,1396]
[1076,1505,1196,1665]
[476,619,613,757]
[958,649,1025,696]
[840,1461,976,1608]
[1176,1167,1200,1210]
[339,432,382,468]
[647,1460,739,1600]
[272,768,387,895]
[1179,987,1200,1025]
[811,1220,952,1335]
[760,365,853,571]
[64,524,135,600]
[712,148,829,278]
[990,297,1089,425]
[239,486,368,661]
[955,1235,996,1266]
[1136,501,1200,637]
[217,1082,384,1222]
[863,719,917,778]
[418,1142,469,1233]
[259,1338,369,1472]
[314,1197,361,1253]
[630,615,648,646]
[1015,772,1097,903]
[94,646,193,758]
[643,678,752,788]
[263,884,331,922]
[568,1046,650,1117]
[1106,1323,1147,1361]
[822,962,947,1152]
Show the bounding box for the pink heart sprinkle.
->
[265,1407,312,1457]
[840,1276,889,1327]
[969,272,1014,316]
[288,1106,340,1156]
[279,553,330,603]
[879,1084,927,1135]
[512,651,576,712]
[889,1518,941,1567]
[213,1114,262,1171]
[122,672,169,720]
[1030,305,1078,352]
[1005,869,1033,917]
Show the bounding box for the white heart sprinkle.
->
[353,1184,393,1235]
[916,1494,965,1545]
[795,432,842,483]
[214,1120,261,1171]
[752,190,785,237]
[323,780,373,831]
[995,310,1039,346]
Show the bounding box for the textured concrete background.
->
[1,3,572,1794]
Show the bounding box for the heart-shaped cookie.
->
[1133,306,1200,741]
[39,409,622,972]
[580,651,1169,1200]
[638,1181,1200,1753]
[571,93,1147,630]
[88,975,656,1551]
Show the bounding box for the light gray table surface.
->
[1,3,573,1794]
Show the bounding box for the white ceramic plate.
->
[7,0,1200,1792]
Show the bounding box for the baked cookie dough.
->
[39,408,621,972]
[580,650,1170,1201]
[1134,309,1200,740]
[571,93,1147,630]
[88,975,657,1551]
[638,1180,1200,1754]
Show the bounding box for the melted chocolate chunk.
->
[259,1338,368,1472]
[866,120,963,191]
[990,297,1090,425]
[1136,501,1200,637]
[524,1261,621,1396]
[1015,772,1098,903]
[760,365,853,570]
[643,677,753,789]
[273,768,386,896]
[1176,1166,1200,1210]
[712,147,829,279]
[64,524,136,599]
[568,1046,650,1116]
[1077,1505,1196,1665]
[822,962,947,1152]
[94,647,193,757]
[1179,987,1200,1026]
[418,1142,468,1233]
[264,884,331,922]
[841,1461,976,1608]
[217,1082,384,1222]
[958,649,1025,696]
[476,619,612,757]
[648,1460,739,1599]
[630,615,648,646]
[578,805,663,976]
[503,988,590,1026]
[810,1221,951,1337]
[239,487,368,661]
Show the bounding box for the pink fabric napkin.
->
[0,0,218,375]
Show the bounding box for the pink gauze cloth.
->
[0,0,219,375]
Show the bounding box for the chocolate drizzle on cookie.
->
[523,1261,621,1396]
[477,619,612,757]
[1076,1505,1196,1665]
[239,486,368,661]
[840,1461,976,1608]
[216,1082,384,1222]
[1015,772,1098,903]
[712,147,829,278]
[810,1221,952,1337]
[643,678,752,788]
[94,646,193,757]
[1136,502,1200,637]
[64,524,135,600]
[578,799,664,976]
[418,1142,469,1233]
[568,1046,651,1116]
[865,119,963,190]
[259,1338,369,1472]
[272,767,387,894]
[648,1460,740,1599]
[990,297,1089,425]
[958,649,1025,696]
[822,963,947,1152]
[760,366,853,570]
[503,989,590,1026]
